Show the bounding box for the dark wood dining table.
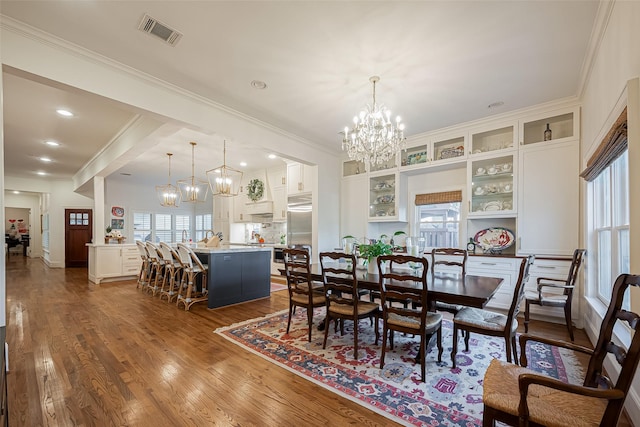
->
[280,264,504,309]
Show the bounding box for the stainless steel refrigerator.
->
[287,210,312,246]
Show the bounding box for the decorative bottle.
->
[544,123,552,141]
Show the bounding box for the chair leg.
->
[373,314,380,346]
[379,326,388,370]
[286,304,294,334]
[306,307,313,342]
[322,315,330,349]
[482,407,497,427]
[451,324,459,369]
[524,300,531,333]
[353,318,359,360]
[565,301,574,342]
[511,335,518,365]
[464,330,470,352]
[419,333,427,382]
[505,336,512,363]
[436,326,443,363]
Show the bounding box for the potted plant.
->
[358,237,393,274]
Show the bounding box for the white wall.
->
[579,1,640,424]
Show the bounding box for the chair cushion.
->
[525,290,569,305]
[454,307,517,332]
[435,301,464,313]
[329,301,379,316]
[291,293,325,305]
[387,312,442,331]
[484,359,607,427]
[294,281,323,292]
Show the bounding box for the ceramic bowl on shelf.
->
[474,186,485,196]
[476,167,486,175]
[487,166,498,175]
[501,163,513,172]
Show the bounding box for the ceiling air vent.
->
[137,14,183,46]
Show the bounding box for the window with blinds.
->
[195,214,212,241]
[175,214,191,241]
[155,214,172,243]
[133,212,152,241]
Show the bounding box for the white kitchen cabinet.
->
[88,244,141,284]
[342,159,366,177]
[214,196,230,222]
[369,154,398,173]
[468,152,517,217]
[233,184,250,222]
[267,166,287,188]
[287,162,315,195]
[431,131,467,164]
[271,186,287,222]
[400,139,429,169]
[517,140,578,256]
[467,256,521,311]
[368,172,407,222]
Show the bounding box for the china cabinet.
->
[368,154,397,173]
[342,159,366,177]
[368,172,407,222]
[431,133,466,163]
[468,153,516,217]
[400,142,429,168]
[470,122,517,156]
[519,107,579,146]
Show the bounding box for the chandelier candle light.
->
[177,141,209,203]
[207,140,243,197]
[342,76,406,166]
[156,153,181,207]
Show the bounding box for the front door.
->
[65,209,92,268]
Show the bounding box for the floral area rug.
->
[215,308,583,426]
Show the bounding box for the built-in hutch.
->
[340,103,580,323]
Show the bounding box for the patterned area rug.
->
[215,308,583,426]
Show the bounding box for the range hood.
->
[245,200,273,215]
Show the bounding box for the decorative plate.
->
[111,206,124,217]
[474,227,515,251]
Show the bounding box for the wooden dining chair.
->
[158,242,184,303]
[377,254,442,382]
[431,247,468,315]
[175,243,208,311]
[451,255,534,368]
[319,252,380,360]
[483,274,640,427]
[283,248,325,342]
[524,248,585,341]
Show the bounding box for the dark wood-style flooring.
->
[5,255,633,426]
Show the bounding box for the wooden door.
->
[65,209,92,268]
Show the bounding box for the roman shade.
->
[580,107,627,182]
[415,190,462,206]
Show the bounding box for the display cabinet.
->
[400,143,429,168]
[342,159,366,177]
[520,107,578,146]
[368,154,397,173]
[432,134,466,163]
[470,122,516,156]
[368,172,407,222]
[469,153,516,217]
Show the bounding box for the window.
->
[415,202,461,249]
[591,150,629,303]
[175,214,191,242]
[155,214,172,243]
[195,214,212,241]
[133,212,152,241]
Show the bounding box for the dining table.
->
[279,263,504,309]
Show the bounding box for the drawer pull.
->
[537,266,556,269]
[481,262,497,266]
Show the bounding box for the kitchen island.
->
[192,246,272,309]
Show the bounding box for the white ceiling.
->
[1,1,600,188]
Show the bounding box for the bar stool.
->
[145,242,163,295]
[176,243,209,311]
[135,240,150,290]
[158,242,184,303]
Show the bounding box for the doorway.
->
[65,209,92,268]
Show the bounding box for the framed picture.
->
[111,219,124,230]
[111,206,124,217]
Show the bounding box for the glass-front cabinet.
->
[470,122,516,156]
[343,159,366,177]
[368,172,407,222]
[432,134,466,163]
[400,143,429,168]
[369,154,397,173]
[520,107,579,146]
[469,153,516,217]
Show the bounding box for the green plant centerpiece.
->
[247,178,264,202]
[358,235,393,274]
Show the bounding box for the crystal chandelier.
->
[206,140,243,197]
[156,153,181,207]
[177,141,209,203]
[342,76,406,166]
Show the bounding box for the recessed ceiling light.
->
[251,80,267,90]
[56,109,74,117]
[268,154,277,159]
[36,171,47,176]
[239,161,247,167]
[40,157,52,162]
[13,191,20,194]
[45,140,60,146]
[487,101,504,109]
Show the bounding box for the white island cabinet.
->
[87,243,140,284]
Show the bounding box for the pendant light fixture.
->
[177,141,209,203]
[156,153,181,207]
[206,140,243,197]
[342,76,406,166]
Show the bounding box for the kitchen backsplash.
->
[244,222,287,244]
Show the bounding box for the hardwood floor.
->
[4,256,633,426]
